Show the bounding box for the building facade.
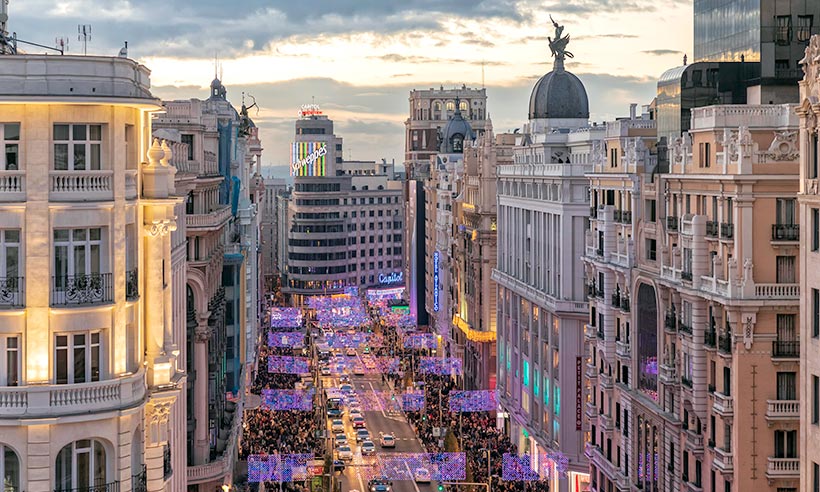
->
[0,54,184,491]
[404,86,488,326]
[493,33,597,491]
[261,177,287,290]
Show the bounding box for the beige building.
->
[799,35,820,492]
[0,55,185,491]
[586,102,801,492]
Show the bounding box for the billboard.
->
[291,141,328,177]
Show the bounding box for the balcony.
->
[125,169,138,200]
[584,324,597,340]
[616,339,630,358]
[131,464,147,492]
[659,363,677,385]
[718,334,732,355]
[52,273,113,306]
[704,330,716,348]
[664,312,677,333]
[686,430,704,455]
[620,296,630,312]
[163,444,172,480]
[597,327,605,340]
[0,170,25,201]
[585,362,598,380]
[125,269,139,301]
[621,211,632,224]
[611,291,621,308]
[766,400,799,422]
[0,276,24,308]
[596,247,604,257]
[585,401,599,419]
[614,210,622,223]
[712,392,733,416]
[0,369,146,418]
[185,205,232,231]
[681,375,693,388]
[720,222,734,240]
[50,170,114,201]
[772,341,799,359]
[679,320,692,335]
[705,220,719,238]
[667,216,679,231]
[755,284,800,299]
[600,372,613,389]
[681,270,693,281]
[600,413,614,431]
[766,457,799,479]
[771,224,799,242]
[54,481,121,492]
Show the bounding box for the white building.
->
[0,54,184,491]
[493,32,598,491]
[262,177,287,288]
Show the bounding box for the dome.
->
[528,67,589,120]
[439,103,475,153]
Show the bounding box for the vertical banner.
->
[576,356,582,431]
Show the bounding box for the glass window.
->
[1,123,20,170]
[55,331,102,384]
[0,335,19,386]
[56,439,107,491]
[53,124,102,171]
[0,445,20,492]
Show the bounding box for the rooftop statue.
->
[548,15,574,61]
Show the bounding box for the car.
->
[335,434,349,447]
[413,468,431,483]
[337,445,353,461]
[349,408,363,418]
[356,428,371,443]
[320,366,331,376]
[380,433,396,448]
[332,459,345,473]
[340,384,354,393]
[368,477,393,492]
[362,346,371,354]
[339,374,351,384]
[331,419,345,432]
[353,365,365,375]
[327,407,343,418]
[361,440,376,456]
[346,347,357,356]
[352,416,366,428]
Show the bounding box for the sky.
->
[8,0,693,172]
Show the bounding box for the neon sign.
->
[290,142,327,177]
[298,104,323,118]
[433,250,440,312]
[378,272,403,285]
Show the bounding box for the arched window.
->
[459,100,468,111]
[446,101,455,112]
[434,102,442,111]
[451,133,464,153]
[0,445,20,492]
[56,440,107,491]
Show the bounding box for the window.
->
[699,142,711,167]
[0,229,20,284]
[181,134,194,160]
[776,198,796,225]
[815,462,820,492]
[774,430,797,458]
[776,15,792,45]
[56,439,107,491]
[813,134,820,179]
[0,445,20,492]
[53,124,102,170]
[1,123,19,170]
[55,332,101,384]
[0,335,19,386]
[776,372,796,401]
[814,375,819,424]
[798,15,814,42]
[776,256,796,283]
[646,238,657,261]
[646,199,656,222]
[815,209,820,251]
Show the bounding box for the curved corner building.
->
[0,55,185,491]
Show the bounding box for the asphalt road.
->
[324,364,434,492]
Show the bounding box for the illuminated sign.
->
[576,357,582,431]
[298,104,323,118]
[433,251,440,312]
[290,142,327,177]
[378,272,403,285]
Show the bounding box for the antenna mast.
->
[0,0,13,54]
[77,24,91,55]
[55,36,68,54]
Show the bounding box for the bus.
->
[325,388,344,417]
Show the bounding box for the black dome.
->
[528,68,589,120]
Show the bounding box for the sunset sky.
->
[10,0,693,170]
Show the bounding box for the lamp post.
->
[479,448,491,488]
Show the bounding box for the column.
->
[193,318,211,465]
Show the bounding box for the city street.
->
[325,369,435,492]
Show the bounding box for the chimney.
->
[629,103,637,120]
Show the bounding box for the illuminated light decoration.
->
[298,103,323,118]
[452,314,496,342]
[403,333,437,349]
[324,333,384,348]
[378,271,403,285]
[344,286,359,297]
[248,454,313,482]
[270,307,303,328]
[366,287,405,301]
[267,332,304,348]
[538,450,570,479]
[290,141,327,177]
[401,390,425,411]
[309,296,371,327]
[326,357,398,375]
[502,454,540,481]
[260,389,314,411]
[340,390,420,411]
[448,390,498,413]
[372,453,466,481]
[418,357,462,376]
[433,251,440,312]
[267,356,310,374]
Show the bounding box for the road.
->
[324,364,435,492]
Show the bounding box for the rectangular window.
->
[1,123,20,170]
[181,134,194,160]
[774,430,797,458]
[776,15,792,45]
[815,375,820,424]
[776,256,796,284]
[53,124,102,171]
[815,462,820,492]
[0,335,19,386]
[813,134,820,179]
[646,238,657,261]
[815,209,820,251]
[776,198,796,225]
[55,331,101,384]
[777,372,797,401]
[798,15,814,42]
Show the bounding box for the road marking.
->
[404,461,422,492]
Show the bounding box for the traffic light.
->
[437,484,444,491]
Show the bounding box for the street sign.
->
[433,427,441,437]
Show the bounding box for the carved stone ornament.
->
[591,140,605,167]
[147,400,173,445]
[145,218,178,237]
[742,313,756,350]
[763,130,799,161]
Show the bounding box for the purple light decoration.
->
[643,356,658,376]
[401,390,425,411]
[373,453,466,481]
[538,450,570,480]
[403,333,437,349]
[448,390,498,413]
[270,307,303,328]
[261,389,314,411]
[502,454,540,481]
[418,357,462,376]
[247,454,313,482]
[324,333,384,348]
[309,296,371,327]
[267,356,310,374]
[267,332,304,348]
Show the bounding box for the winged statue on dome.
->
[548,15,574,60]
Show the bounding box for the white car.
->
[361,440,376,456]
[335,433,348,447]
[353,365,365,375]
[356,428,371,443]
[346,347,357,356]
[331,419,345,432]
[337,445,353,461]
[320,366,331,376]
[380,433,396,448]
[349,409,363,419]
[414,468,431,483]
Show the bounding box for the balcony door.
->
[55,439,107,491]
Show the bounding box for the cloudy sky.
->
[9,0,692,171]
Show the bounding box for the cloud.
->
[641,49,683,56]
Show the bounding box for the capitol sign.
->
[378,272,403,285]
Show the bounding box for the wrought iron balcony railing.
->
[720,222,734,240]
[667,216,678,231]
[706,220,719,238]
[131,464,147,492]
[52,273,113,306]
[54,481,120,492]
[125,268,139,300]
[771,224,799,241]
[0,276,23,308]
[772,341,799,358]
[163,444,172,480]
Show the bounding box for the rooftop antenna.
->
[77,24,91,55]
[55,36,69,54]
[0,0,12,54]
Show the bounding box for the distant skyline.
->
[8,0,692,166]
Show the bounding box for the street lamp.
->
[478,448,491,489]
